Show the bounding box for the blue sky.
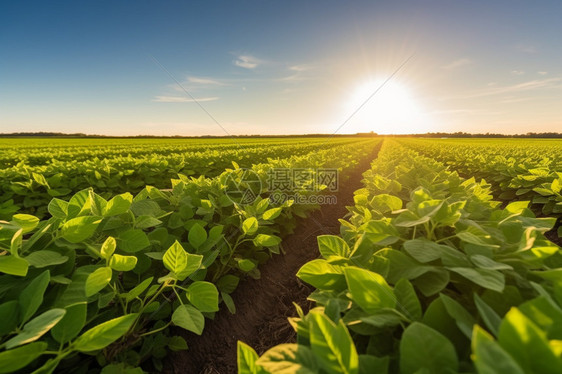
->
[1,0,561,135]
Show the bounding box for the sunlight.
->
[345,79,430,134]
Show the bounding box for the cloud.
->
[278,64,317,82]
[442,58,472,70]
[467,78,561,98]
[538,71,548,75]
[152,96,219,103]
[511,70,525,75]
[187,76,226,86]
[234,55,262,69]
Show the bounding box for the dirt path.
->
[167,143,381,374]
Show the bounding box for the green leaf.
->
[48,198,68,219]
[394,278,422,321]
[238,258,256,272]
[456,231,499,248]
[109,254,138,272]
[85,267,113,297]
[470,255,513,271]
[439,293,476,338]
[19,270,50,323]
[257,344,319,374]
[448,267,505,292]
[25,250,68,268]
[0,342,48,374]
[497,308,561,373]
[100,236,116,260]
[61,216,102,243]
[124,276,154,302]
[0,301,19,336]
[344,266,395,313]
[474,293,502,336]
[222,292,236,314]
[297,259,346,291]
[188,223,207,249]
[187,281,219,312]
[176,253,204,281]
[118,229,150,253]
[51,303,87,344]
[242,217,259,235]
[135,215,162,229]
[73,313,138,352]
[0,255,29,276]
[403,239,442,263]
[253,234,282,247]
[168,335,189,352]
[358,354,389,374]
[11,214,40,234]
[163,241,188,274]
[399,322,458,374]
[262,207,282,221]
[103,193,133,217]
[5,309,66,349]
[238,341,259,374]
[472,325,525,374]
[318,235,351,259]
[309,312,358,374]
[172,304,205,335]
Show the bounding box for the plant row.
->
[0,139,379,373]
[399,138,562,221]
[239,139,562,374]
[0,138,358,219]
[0,137,330,167]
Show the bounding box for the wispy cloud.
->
[234,55,262,69]
[152,96,219,103]
[500,97,533,104]
[469,78,561,97]
[538,71,548,75]
[187,76,226,86]
[442,58,472,70]
[511,70,525,75]
[278,64,316,82]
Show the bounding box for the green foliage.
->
[243,139,562,373]
[0,138,378,372]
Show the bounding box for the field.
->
[1,137,561,373]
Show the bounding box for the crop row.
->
[0,139,379,373]
[0,138,358,219]
[399,138,562,220]
[239,139,562,373]
[0,137,338,168]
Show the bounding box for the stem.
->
[139,321,172,337]
[435,235,457,243]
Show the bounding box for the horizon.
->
[1,1,561,136]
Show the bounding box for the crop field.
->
[1,137,561,373]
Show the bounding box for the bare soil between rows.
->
[166,144,381,374]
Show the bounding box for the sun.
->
[345,79,429,134]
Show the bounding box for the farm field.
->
[0,137,561,374]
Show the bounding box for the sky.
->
[1,0,561,136]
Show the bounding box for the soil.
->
[166,143,381,374]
